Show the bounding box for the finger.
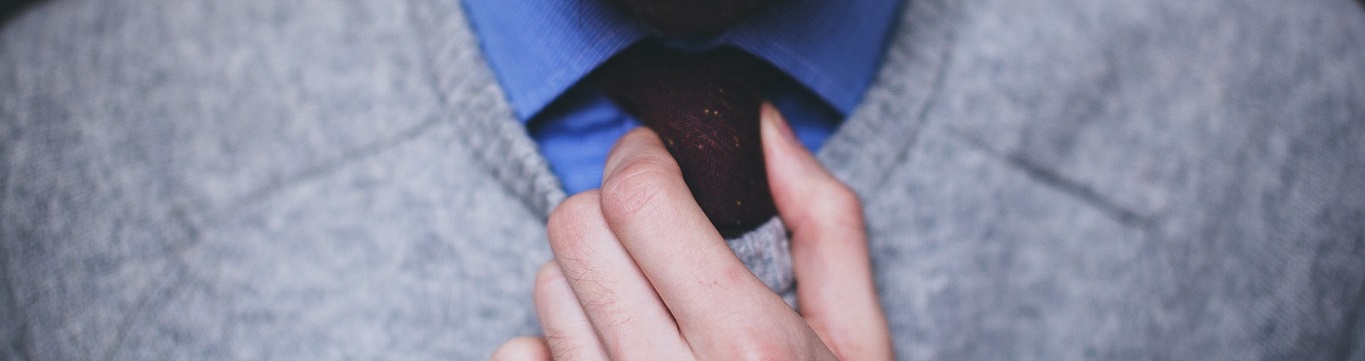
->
[599,127,814,357]
[546,190,692,359]
[490,337,552,361]
[533,262,609,361]
[760,103,894,360]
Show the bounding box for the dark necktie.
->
[594,42,778,238]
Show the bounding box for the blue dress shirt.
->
[464,0,902,194]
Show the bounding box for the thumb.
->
[760,103,894,360]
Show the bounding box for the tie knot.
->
[606,0,773,35]
[595,44,773,120]
[594,43,779,237]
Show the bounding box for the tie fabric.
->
[594,42,778,238]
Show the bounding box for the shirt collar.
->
[463,0,903,122]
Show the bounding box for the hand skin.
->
[492,104,893,361]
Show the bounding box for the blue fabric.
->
[464,0,902,193]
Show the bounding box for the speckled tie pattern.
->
[594,42,778,238]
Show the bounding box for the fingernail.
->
[763,103,798,145]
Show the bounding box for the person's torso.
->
[2,0,1363,359]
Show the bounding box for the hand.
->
[493,104,892,360]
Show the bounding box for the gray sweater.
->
[2,0,1363,359]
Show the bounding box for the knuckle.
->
[713,262,760,290]
[812,185,865,232]
[721,336,791,361]
[548,191,602,231]
[821,183,863,214]
[542,328,582,360]
[532,262,564,304]
[619,127,662,147]
[580,288,629,327]
[622,127,657,143]
[547,191,603,253]
[814,324,862,360]
[604,127,662,170]
[600,155,680,222]
[490,337,546,361]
